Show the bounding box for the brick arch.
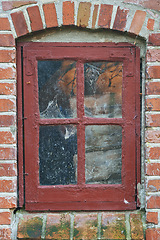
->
[0,1,160,239]
[8,1,157,40]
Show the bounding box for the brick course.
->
[113,7,129,31]
[0,227,11,240]
[0,163,17,176]
[92,5,99,28]
[2,1,37,11]
[146,113,160,127]
[146,211,158,224]
[0,0,159,239]
[63,1,74,26]
[98,4,113,28]
[0,99,16,112]
[147,49,160,62]
[129,10,146,35]
[147,179,160,192]
[0,34,15,47]
[0,211,11,225]
[149,33,160,46]
[43,3,58,28]
[0,50,16,63]
[11,11,29,37]
[0,18,11,31]
[27,6,43,32]
[146,228,160,240]
[146,82,160,95]
[147,66,160,79]
[77,2,91,28]
[147,18,155,31]
[0,115,16,127]
[0,196,16,208]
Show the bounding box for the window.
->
[18,43,140,211]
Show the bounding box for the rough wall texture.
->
[0,0,159,239]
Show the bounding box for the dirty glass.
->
[38,60,77,119]
[84,62,122,118]
[39,125,77,185]
[85,125,122,184]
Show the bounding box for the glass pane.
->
[38,60,77,119]
[39,125,77,185]
[85,125,122,184]
[84,62,122,118]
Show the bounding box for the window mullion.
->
[77,61,85,185]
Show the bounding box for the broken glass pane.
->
[39,125,77,185]
[85,125,122,184]
[38,60,77,119]
[84,62,122,118]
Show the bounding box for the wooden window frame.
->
[17,42,140,211]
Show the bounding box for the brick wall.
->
[0,0,159,239]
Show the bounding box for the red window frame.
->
[17,42,140,211]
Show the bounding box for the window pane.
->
[84,62,122,118]
[38,60,77,119]
[85,125,122,184]
[39,125,77,185]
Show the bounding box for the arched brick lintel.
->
[9,1,158,41]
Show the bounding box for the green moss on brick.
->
[18,217,43,239]
[46,218,70,239]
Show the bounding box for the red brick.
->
[0,131,15,144]
[0,196,16,208]
[92,5,99,28]
[74,213,98,239]
[147,49,160,62]
[0,67,16,80]
[0,212,11,225]
[43,3,58,28]
[130,214,144,240]
[17,215,43,239]
[63,1,74,26]
[146,98,160,111]
[146,147,160,159]
[146,163,160,176]
[147,179,160,192]
[0,34,15,47]
[146,212,158,224]
[147,19,155,31]
[146,82,160,95]
[27,6,43,32]
[0,227,11,240]
[146,113,160,127]
[149,34,160,46]
[0,147,16,160]
[2,1,37,11]
[98,4,113,28]
[0,18,10,30]
[0,50,16,63]
[147,195,160,208]
[147,66,160,79]
[0,115,16,127]
[46,214,70,239]
[101,213,126,239]
[146,130,160,143]
[0,179,16,192]
[0,99,16,112]
[0,163,17,176]
[146,228,160,240]
[113,7,129,31]
[0,82,16,95]
[124,0,160,11]
[129,10,146,35]
[77,2,91,28]
[11,11,28,37]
